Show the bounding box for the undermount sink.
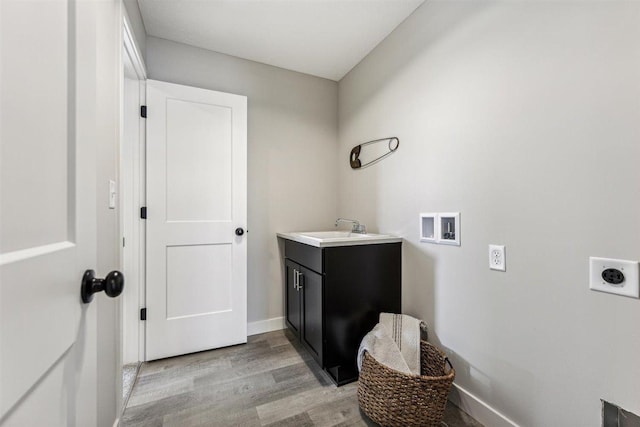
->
[277,230,402,248]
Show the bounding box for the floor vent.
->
[603,400,640,427]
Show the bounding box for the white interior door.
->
[1,0,97,421]
[146,80,247,361]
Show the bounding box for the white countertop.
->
[277,231,402,248]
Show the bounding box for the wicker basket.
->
[357,340,455,427]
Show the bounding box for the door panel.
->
[166,99,232,222]
[146,80,247,361]
[301,266,323,363]
[166,244,232,318]
[0,0,96,418]
[285,260,301,335]
[0,1,70,254]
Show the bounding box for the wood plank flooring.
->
[121,330,483,427]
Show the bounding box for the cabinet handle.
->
[298,272,304,290]
[294,269,299,291]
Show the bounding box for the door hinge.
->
[140,206,147,219]
[140,105,147,118]
[140,308,147,321]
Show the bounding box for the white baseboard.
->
[449,382,519,427]
[247,316,285,336]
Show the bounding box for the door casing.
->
[119,12,147,411]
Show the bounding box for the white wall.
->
[338,1,640,426]
[146,37,339,326]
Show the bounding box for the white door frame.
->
[118,11,147,408]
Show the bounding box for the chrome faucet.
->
[335,218,367,234]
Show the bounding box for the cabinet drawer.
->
[284,240,322,274]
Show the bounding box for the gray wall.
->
[146,36,339,325]
[338,1,640,425]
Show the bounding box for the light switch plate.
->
[109,180,116,209]
[589,257,639,298]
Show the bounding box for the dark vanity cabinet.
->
[282,238,401,385]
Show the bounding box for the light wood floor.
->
[121,330,483,427]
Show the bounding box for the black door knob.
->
[235,227,245,236]
[81,270,124,303]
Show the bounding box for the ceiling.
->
[137,0,424,81]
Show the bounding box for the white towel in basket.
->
[379,313,426,375]
[357,323,411,375]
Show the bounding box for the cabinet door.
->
[300,265,323,364]
[285,259,301,336]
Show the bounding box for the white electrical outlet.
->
[489,245,506,271]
